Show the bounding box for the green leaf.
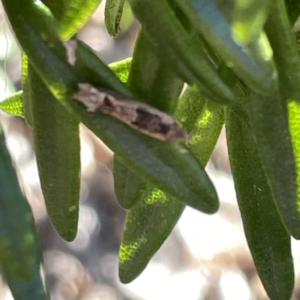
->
[4,265,48,300]
[284,0,300,25]
[288,100,300,233]
[128,0,236,104]
[175,85,206,133]
[105,0,126,37]
[247,91,300,239]
[109,57,132,83]
[0,127,48,299]
[113,161,146,209]
[231,0,271,44]
[119,189,185,283]
[172,0,276,95]
[59,0,103,40]
[176,85,224,167]
[0,91,23,117]
[127,30,183,113]
[74,41,130,94]
[8,2,81,241]
[225,103,294,300]
[22,54,33,126]
[42,0,102,40]
[41,0,70,21]
[265,0,300,101]
[186,102,224,166]
[29,64,80,241]
[4,2,77,96]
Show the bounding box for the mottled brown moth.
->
[74,83,190,141]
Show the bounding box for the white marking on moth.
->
[74,83,191,141]
[63,40,78,66]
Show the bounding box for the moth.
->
[74,83,190,141]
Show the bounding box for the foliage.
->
[1,0,300,299]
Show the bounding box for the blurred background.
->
[1,1,300,299]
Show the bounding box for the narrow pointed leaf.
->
[0,127,48,298]
[119,190,185,283]
[265,0,300,101]
[225,103,294,300]
[9,2,81,241]
[248,91,300,239]
[29,65,80,241]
